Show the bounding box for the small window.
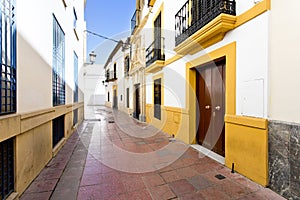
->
[0,137,14,199]
[108,92,110,102]
[120,95,122,101]
[73,109,78,126]
[52,115,65,148]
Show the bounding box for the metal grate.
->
[0,138,14,200]
[215,174,226,180]
[0,0,16,115]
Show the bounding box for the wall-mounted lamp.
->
[89,51,96,64]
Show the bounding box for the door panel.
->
[197,61,225,156]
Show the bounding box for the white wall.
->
[16,0,86,113]
[145,2,270,120]
[268,0,300,123]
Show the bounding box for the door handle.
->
[215,106,221,110]
[205,105,211,110]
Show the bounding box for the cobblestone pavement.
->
[20,106,286,200]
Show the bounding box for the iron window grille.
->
[52,15,65,106]
[74,52,78,103]
[0,137,14,200]
[0,0,16,115]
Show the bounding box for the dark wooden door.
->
[134,84,140,119]
[154,78,161,120]
[197,61,225,156]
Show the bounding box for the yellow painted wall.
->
[16,122,52,193]
[225,115,268,186]
[146,104,190,144]
[1,103,84,196]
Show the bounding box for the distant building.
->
[104,40,131,113]
[127,0,300,199]
[0,0,86,198]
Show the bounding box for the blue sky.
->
[85,0,136,64]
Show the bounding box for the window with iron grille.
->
[52,15,65,106]
[73,52,78,103]
[124,56,129,76]
[0,137,14,200]
[52,115,65,148]
[0,0,16,115]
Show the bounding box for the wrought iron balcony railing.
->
[105,70,117,82]
[175,0,236,46]
[131,9,141,35]
[146,37,165,67]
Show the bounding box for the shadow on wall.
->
[87,94,105,105]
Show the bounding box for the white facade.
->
[144,0,270,120]
[17,0,86,113]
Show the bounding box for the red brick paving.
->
[20,107,286,200]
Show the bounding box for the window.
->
[124,56,130,76]
[108,92,110,102]
[126,88,129,108]
[113,63,117,79]
[52,15,65,106]
[0,137,14,199]
[0,0,16,115]
[73,52,78,103]
[52,115,65,148]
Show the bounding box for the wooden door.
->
[154,78,161,120]
[134,84,140,119]
[197,61,225,156]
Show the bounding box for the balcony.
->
[145,37,165,73]
[131,10,141,35]
[105,71,117,82]
[174,0,236,54]
[148,0,156,7]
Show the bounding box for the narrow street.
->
[20,107,285,200]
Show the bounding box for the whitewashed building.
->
[104,40,132,113]
[129,0,300,199]
[0,0,86,197]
